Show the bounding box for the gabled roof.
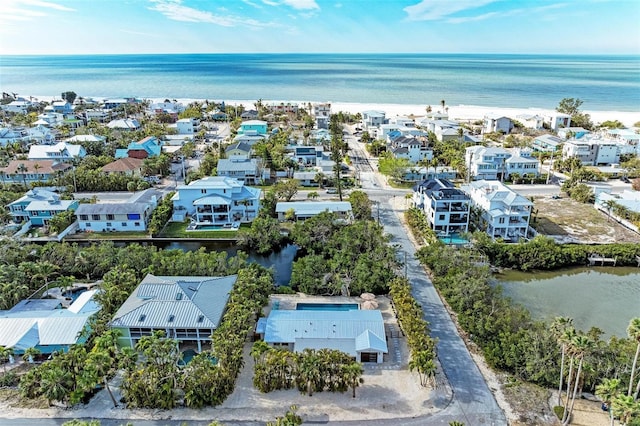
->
[111,274,236,329]
[264,310,387,354]
[225,142,252,153]
[217,158,258,173]
[355,329,387,352]
[107,118,140,129]
[0,160,71,174]
[28,142,85,160]
[101,157,144,173]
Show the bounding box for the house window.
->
[106,222,112,227]
[121,222,127,227]
[134,222,140,226]
[201,189,207,194]
[92,214,100,220]
[106,214,115,220]
[85,223,91,227]
[439,214,445,220]
[79,214,88,220]
[499,217,505,224]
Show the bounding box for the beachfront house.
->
[171,176,261,226]
[0,160,71,187]
[110,274,236,352]
[544,112,571,131]
[115,136,162,159]
[516,114,544,130]
[483,114,513,134]
[275,201,353,222]
[0,290,101,355]
[461,180,533,243]
[51,101,73,115]
[313,103,331,129]
[261,309,388,363]
[1,100,33,114]
[412,179,471,237]
[387,135,433,164]
[28,141,86,163]
[75,188,163,232]
[558,127,590,140]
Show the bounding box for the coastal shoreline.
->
[31,95,640,128]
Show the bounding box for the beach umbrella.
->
[362,300,379,310]
[360,292,376,301]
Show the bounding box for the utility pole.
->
[546,150,555,185]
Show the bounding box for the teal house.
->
[7,188,79,226]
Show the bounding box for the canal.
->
[496,266,640,338]
[157,241,297,286]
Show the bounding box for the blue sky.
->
[1,0,639,55]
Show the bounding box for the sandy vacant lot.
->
[533,196,640,244]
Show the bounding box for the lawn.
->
[159,221,244,239]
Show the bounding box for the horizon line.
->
[2,52,640,57]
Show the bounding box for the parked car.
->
[326,188,338,194]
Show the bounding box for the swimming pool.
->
[296,303,359,311]
[438,234,469,245]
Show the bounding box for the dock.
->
[588,253,617,266]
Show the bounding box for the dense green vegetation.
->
[471,232,640,270]
[253,346,364,397]
[288,211,398,295]
[147,191,175,236]
[416,242,638,402]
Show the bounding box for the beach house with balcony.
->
[175,118,201,135]
[516,114,544,130]
[0,160,71,186]
[544,112,571,131]
[461,180,533,242]
[312,103,331,129]
[562,137,620,166]
[361,110,387,130]
[465,146,539,181]
[171,176,261,226]
[532,135,563,152]
[28,141,86,163]
[412,179,471,237]
[216,157,261,185]
[483,114,513,134]
[110,274,236,351]
[7,188,79,226]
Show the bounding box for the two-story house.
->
[387,135,433,164]
[216,157,260,185]
[28,142,86,163]
[75,189,162,232]
[224,142,252,157]
[361,110,387,130]
[51,101,73,115]
[175,118,201,135]
[7,188,79,226]
[0,160,71,186]
[171,176,261,227]
[532,135,563,152]
[115,136,162,159]
[562,137,620,166]
[483,114,513,134]
[465,146,539,181]
[312,103,331,129]
[412,179,470,237]
[461,180,533,242]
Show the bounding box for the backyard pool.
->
[296,303,359,311]
[438,233,469,245]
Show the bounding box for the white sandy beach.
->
[32,95,640,128]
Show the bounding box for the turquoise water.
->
[296,303,359,311]
[2,54,639,110]
[439,234,469,245]
[496,267,640,338]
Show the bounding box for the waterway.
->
[496,266,640,339]
[157,241,297,286]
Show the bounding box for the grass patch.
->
[77,231,150,239]
[531,217,568,235]
[387,180,416,189]
[159,221,244,239]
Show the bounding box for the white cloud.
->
[404,0,569,24]
[404,0,497,21]
[1,0,74,25]
[149,0,277,28]
[261,0,319,10]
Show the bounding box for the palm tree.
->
[314,172,326,189]
[602,199,617,222]
[250,340,271,365]
[595,378,621,426]
[16,162,28,188]
[0,345,14,372]
[440,99,446,112]
[551,317,575,406]
[409,350,436,387]
[612,394,640,425]
[22,347,41,364]
[627,317,640,398]
[342,362,364,398]
[307,191,318,200]
[563,335,593,425]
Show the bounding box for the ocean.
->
[1,53,639,111]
